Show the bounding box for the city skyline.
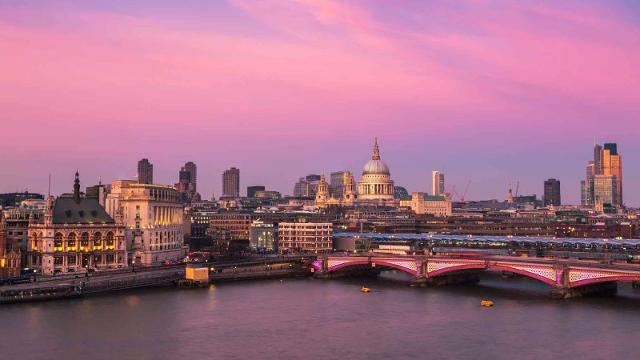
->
[1,1,639,205]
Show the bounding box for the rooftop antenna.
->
[48,174,51,197]
[98,176,103,186]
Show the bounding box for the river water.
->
[2,273,640,360]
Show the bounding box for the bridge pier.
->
[551,282,618,299]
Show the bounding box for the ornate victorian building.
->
[27,173,127,275]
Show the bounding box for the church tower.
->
[315,175,330,207]
[342,171,357,204]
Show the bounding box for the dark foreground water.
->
[3,273,640,360]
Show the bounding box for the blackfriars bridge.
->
[314,254,640,298]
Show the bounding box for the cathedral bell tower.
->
[315,175,329,207]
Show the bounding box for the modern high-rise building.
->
[247,185,265,198]
[137,158,153,184]
[601,143,622,206]
[581,143,622,208]
[543,178,561,206]
[183,162,197,192]
[432,171,445,196]
[223,167,240,198]
[329,171,347,198]
[593,174,617,207]
[176,162,198,202]
[293,174,322,197]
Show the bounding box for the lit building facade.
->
[401,193,452,217]
[2,205,43,269]
[249,220,277,252]
[432,171,445,196]
[106,180,185,265]
[601,143,622,206]
[593,175,617,208]
[277,221,332,254]
[357,139,395,202]
[27,174,127,275]
[1,215,21,277]
[582,143,622,208]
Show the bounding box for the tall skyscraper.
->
[223,167,240,198]
[581,143,622,207]
[137,158,153,184]
[601,143,622,206]
[176,162,198,202]
[432,171,445,196]
[183,161,197,194]
[593,174,617,207]
[543,178,561,206]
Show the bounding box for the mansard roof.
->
[51,195,114,224]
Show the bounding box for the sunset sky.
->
[1,0,639,205]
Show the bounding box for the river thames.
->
[3,273,640,360]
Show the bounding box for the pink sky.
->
[1,0,639,205]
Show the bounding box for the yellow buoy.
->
[361,286,371,293]
[480,300,494,307]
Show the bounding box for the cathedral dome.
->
[362,138,390,175]
[357,138,395,202]
[363,159,390,175]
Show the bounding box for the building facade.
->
[1,215,21,278]
[277,221,332,254]
[249,220,277,252]
[593,175,617,208]
[223,167,240,198]
[357,139,395,202]
[293,174,321,197]
[602,143,622,206]
[247,185,266,198]
[543,178,561,206]
[106,180,184,265]
[330,171,347,198]
[176,162,198,203]
[401,193,452,217]
[27,174,127,275]
[137,158,153,184]
[432,171,445,196]
[582,143,622,208]
[2,205,43,270]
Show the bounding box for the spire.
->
[372,137,380,160]
[73,171,81,203]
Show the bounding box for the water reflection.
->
[2,276,640,360]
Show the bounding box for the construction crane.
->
[451,180,471,202]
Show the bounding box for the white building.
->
[432,171,445,196]
[401,192,452,217]
[358,138,395,202]
[106,180,185,265]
